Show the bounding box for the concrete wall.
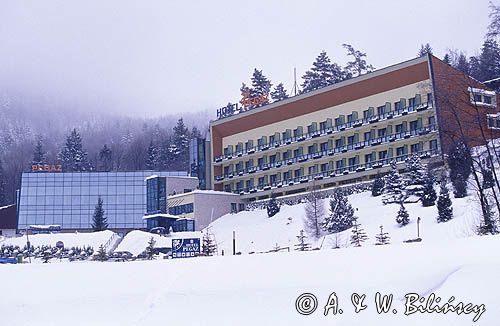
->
[166,177,199,196]
[193,192,242,230]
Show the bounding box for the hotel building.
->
[209,55,500,201]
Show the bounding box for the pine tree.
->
[421,171,437,207]
[304,186,325,239]
[250,68,272,104]
[58,128,90,172]
[301,51,345,93]
[0,159,6,206]
[470,39,500,82]
[342,44,374,77]
[350,216,368,247]
[145,140,157,170]
[405,153,426,185]
[270,83,289,102]
[172,118,190,170]
[32,138,46,166]
[91,196,108,232]
[418,43,433,57]
[202,230,217,256]
[145,237,156,260]
[477,195,498,235]
[375,225,390,245]
[294,230,312,251]
[266,194,280,217]
[190,126,202,139]
[455,53,471,75]
[437,181,453,223]
[321,190,355,233]
[383,161,405,203]
[443,53,451,65]
[371,173,385,197]
[98,144,112,171]
[482,167,495,189]
[95,244,108,262]
[447,142,471,198]
[396,204,410,226]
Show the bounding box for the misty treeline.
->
[0,95,210,205]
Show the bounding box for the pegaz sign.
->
[171,238,200,258]
[31,164,63,172]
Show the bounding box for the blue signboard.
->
[171,238,200,259]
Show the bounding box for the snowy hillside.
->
[207,189,481,255]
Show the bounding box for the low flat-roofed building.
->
[167,190,244,230]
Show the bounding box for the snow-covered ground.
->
[2,230,119,250]
[1,234,499,325]
[116,230,202,255]
[208,189,481,255]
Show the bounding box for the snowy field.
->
[0,235,499,326]
[116,230,202,255]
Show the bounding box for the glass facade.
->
[146,176,167,215]
[189,138,207,190]
[18,171,187,230]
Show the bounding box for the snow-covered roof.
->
[0,204,15,211]
[168,189,239,200]
[144,175,159,181]
[142,213,179,220]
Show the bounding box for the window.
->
[408,97,416,107]
[336,160,344,169]
[231,203,237,213]
[410,143,420,153]
[258,177,265,187]
[469,87,496,107]
[320,121,327,131]
[307,124,315,134]
[347,114,354,123]
[378,128,387,137]
[347,135,355,145]
[245,160,253,170]
[293,128,301,137]
[474,94,482,102]
[377,105,385,115]
[409,120,418,131]
[428,116,435,125]
[308,145,315,154]
[320,142,328,152]
[257,157,264,168]
[269,154,277,164]
[238,203,245,212]
[270,174,277,184]
[294,148,301,157]
[294,169,302,178]
[335,139,343,148]
[320,163,329,173]
[283,151,290,160]
[396,146,405,156]
[379,150,388,160]
[364,131,371,141]
[283,171,291,181]
[308,166,316,175]
[394,101,402,111]
[484,95,492,105]
[335,117,342,126]
[363,109,370,119]
[365,153,374,163]
[395,124,403,133]
[224,184,232,192]
[427,92,433,103]
[269,135,275,144]
[348,157,357,167]
[246,179,254,189]
[430,139,438,150]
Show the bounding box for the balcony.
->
[229,149,440,195]
[213,100,433,163]
[214,124,437,182]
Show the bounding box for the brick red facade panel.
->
[432,57,500,153]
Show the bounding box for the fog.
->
[0,0,492,118]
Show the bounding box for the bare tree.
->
[304,184,325,239]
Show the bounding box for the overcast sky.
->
[0,1,494,118]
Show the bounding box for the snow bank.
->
[3,230,118,249]
[116,230,202,255]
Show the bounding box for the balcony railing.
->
[214,100,433,163]
[214,124,437,182]
[229,149,439,195]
